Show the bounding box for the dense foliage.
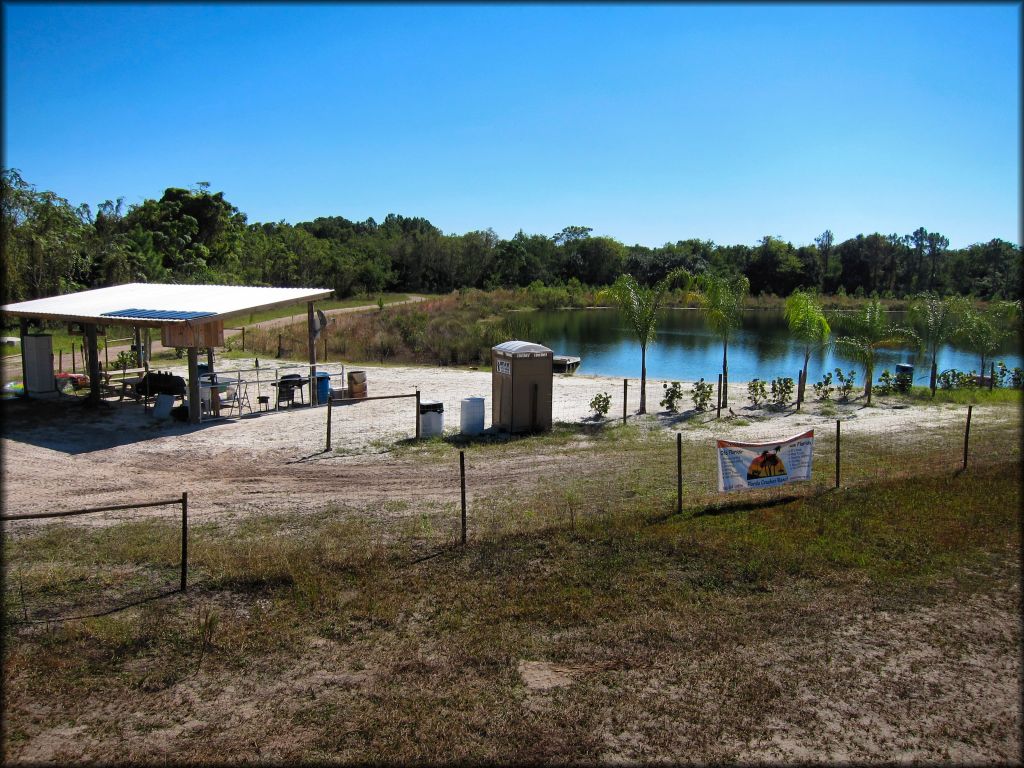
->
[2,169,1020,305]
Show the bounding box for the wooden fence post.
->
[326,400,333,452]
[241,327,246,351]
[180,492,188,592]
[59,350,63,372]
[676,432,682,516]
[717,374,722,418]
[460,450,467,545]
[415,389,421,439]
[990,363,995,391]
[72,343,76,374]
[962,405,972,470]
[622,379,627,425]
[835,419,841,488]
[796,370,803,410]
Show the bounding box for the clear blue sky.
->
[3,3,1020,249]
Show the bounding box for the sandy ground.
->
[0,360,995,525]
[2,362,1020,764]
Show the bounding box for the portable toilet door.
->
[491,340,553,433]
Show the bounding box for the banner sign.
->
[716,429,814,493]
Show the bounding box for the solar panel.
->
[100,308,217,321]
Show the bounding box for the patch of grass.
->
[901,385,1022,406]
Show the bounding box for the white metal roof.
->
[492,340,553,355]
[1,283,333,327]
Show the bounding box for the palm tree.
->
[599,269,691,414]
[956,300,1021,375]
[832,299,918,405]
[908,292,968,396]
[784,290,830,405]
[692,273,749,408]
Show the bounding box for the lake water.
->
[520,308,1023,385]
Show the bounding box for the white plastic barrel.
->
[419,400,444,437]
[460,397,485,436]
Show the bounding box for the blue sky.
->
[3,3,1020,248]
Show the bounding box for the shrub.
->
[813,371,834,401]
[660,381,684,413]
[770,377,794,408]
[835,368,856,401]
[112,350,138,369]
[747,378,767,407]
[691,378,713,412]
[875,369,894,396]
[938,369,978,390]
[1012,368,1024,389]
[590,392,611,418]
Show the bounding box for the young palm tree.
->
[908,292,968,396]
[600,268,691,414]
[956,300,1021,375]
[784,290,831,405]
[692,273,749,408]
[832,299,918,405]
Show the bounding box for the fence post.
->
[180,492,188,592]
[676,432,682,516]
[622,379,627,425]
[717,374,722,418]
[104,340,109,370]
[276,333,283,358]
[241,327,246,351]
[415,389,421,439]
[990,363,995,391]
[835,419,841,488]
[962,405,972,470]
[326,399,333,452]
[796,370,803,410]
[59,350,63,372]
[72,343,76,374]
[460,450,467,545]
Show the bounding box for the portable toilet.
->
[491,340,553,433]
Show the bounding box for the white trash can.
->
[419,400,444,437]
[460,397,485,436]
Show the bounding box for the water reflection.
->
[522,308,1022,385]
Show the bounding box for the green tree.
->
[908,292,967,395]
[832,299,918,405]
[955,300,1021,375]
[692,272,750,408]
[599,269,692,414]
[784,290,831,403]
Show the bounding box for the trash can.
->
[460,397,485,436]
[315,372,331,404]
[895,363,914,393]
[419,400,444,437]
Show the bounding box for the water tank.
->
[460,397,485,435]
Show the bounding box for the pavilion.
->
[1,283,333,423]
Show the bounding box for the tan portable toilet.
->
[491,340,553,433]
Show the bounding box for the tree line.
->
[2,169,1020,305]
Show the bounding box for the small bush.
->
[835,368,856,401]
[691,378,713,412]
[813,371,834,401]
[938,369,978,390]
[747,379,767,407]
[113,350,138,370]
[875,369,894,396]
[660,381,684,413]
[770,377,794,408]
[590,392,611,418]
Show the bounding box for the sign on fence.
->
[716,429,814,493]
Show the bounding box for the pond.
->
[519,308,1023,386]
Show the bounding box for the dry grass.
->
[3,405,1021,764]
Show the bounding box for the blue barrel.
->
[315,371,331,403]
[895,363,914,393]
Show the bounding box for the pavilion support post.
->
[187,348,201,424]
[307,301,318,406]
[134,326,143,368]
[85,323,101,406]
[144,328,152,370]
[18,318,29,399]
